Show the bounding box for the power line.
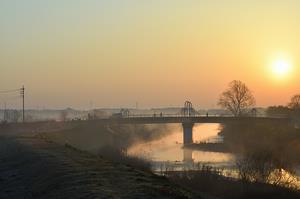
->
[0,88,21,94]
[0,96,21,100]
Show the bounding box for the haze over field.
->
[1,0,300,109]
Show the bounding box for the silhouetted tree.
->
[218,80,255,117]
[9,110,21,123]
[60,110,68,121]
[266,106,291,117]
[288,95,300,110]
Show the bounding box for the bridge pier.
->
[182,122,194,145]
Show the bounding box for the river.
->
[127,124,235,171]
[127,123,300,188]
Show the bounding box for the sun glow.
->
[271,59,292,79]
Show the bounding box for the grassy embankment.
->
[0,135,200,198]
[0,121,206,198]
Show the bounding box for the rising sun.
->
[271,59,292,78]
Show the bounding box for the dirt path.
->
[0,135,196,199]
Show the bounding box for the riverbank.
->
[167,169,300,199]
[0,134,199,198]
[184,143,231,153]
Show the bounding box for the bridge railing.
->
[113,113,288,119]
[124,113,236,118]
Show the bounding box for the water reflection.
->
[183,149,193,163]
[128,124,234,169]
[127,124,300,188]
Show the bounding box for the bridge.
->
[100,101,290,145]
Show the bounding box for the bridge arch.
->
[182,101,195,117]
[120,109,130,117]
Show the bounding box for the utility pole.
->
[3,102,6,121]
[20,86,25,123]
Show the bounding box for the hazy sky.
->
[1,0,299,109]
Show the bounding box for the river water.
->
[128,123,300,188]
[128,124,235,171]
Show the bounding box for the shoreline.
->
[184,143,231,153]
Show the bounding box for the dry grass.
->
[0,135,198,199]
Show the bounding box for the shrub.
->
[98,145,152,172]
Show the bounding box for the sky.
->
[0,0,300,109]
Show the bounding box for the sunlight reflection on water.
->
[128,124,234,167]
[127,123,300,189]
[127,124,300,189]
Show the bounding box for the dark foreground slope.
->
[0,135,197,199]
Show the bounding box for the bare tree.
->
[288,94,300,110]
[60,110,68,122]
[9,110,21,123]
[218,80,255,117]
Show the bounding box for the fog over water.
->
[128,124,234,169]
[126,123,300,188]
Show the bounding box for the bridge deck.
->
[96,116,290,124]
